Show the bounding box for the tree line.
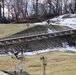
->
[0,0,76,23]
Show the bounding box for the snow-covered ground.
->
[50,14,76,29]
[47,28,53,33]
[35,14,76,29]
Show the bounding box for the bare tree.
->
[46,0,52,14]
[2,0,4,18]
[63,0,68,14]
[8,0,24,21]
[24,0,28,18]
[69,0,75,14]
[1,0,76,23]
[74,0,76,13]
[31,0,39,17]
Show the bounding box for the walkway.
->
[0,29,76,45]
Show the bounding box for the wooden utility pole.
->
[40,56,47,75]
[20,49,23,75]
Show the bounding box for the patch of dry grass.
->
[0,24,36,38]
[0,51,76,75]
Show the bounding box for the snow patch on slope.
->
[23,46,76,55]
[50,14,76,29]
[35,14,76,29]
[7,45,76,56]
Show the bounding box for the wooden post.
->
[40,56,47,75]
[20,49,23,75]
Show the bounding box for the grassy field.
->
[0,24,36,38]
[0,51,76,75]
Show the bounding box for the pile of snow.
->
[18,46,76,55]
[47,28,53,33]
[7,45,76,56]
[0,54,8,56]
[24,45,76,55]
[0,53,8,56]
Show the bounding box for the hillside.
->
[0,23,71,39]
[0,51,76,75]
[0,24,36,38]
[0,16,75,54]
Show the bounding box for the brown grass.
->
[0,24,36,38]
[0,51,76,75]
